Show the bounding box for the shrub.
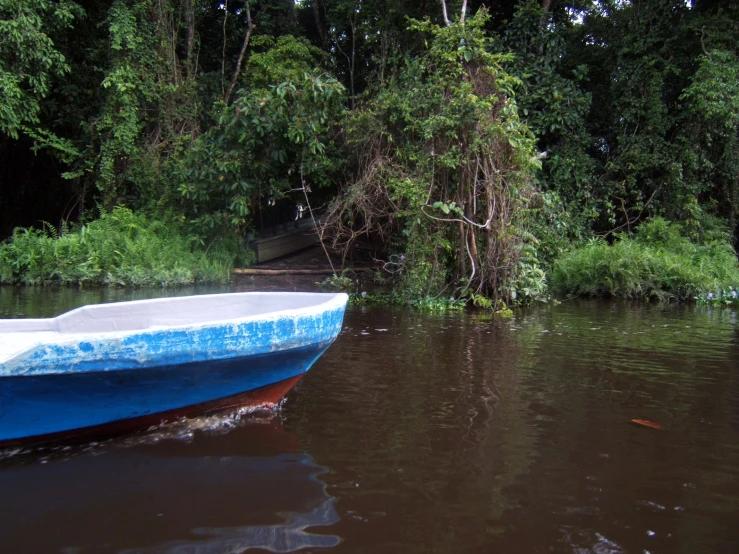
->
[0,208,238,286]
[551,218,739,300]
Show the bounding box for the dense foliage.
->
[0,208,233,286]
[552,217,739,300]
[1,0,737,298]
[325,11,541,303]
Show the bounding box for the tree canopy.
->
[1,0,738,300]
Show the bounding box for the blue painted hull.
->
[0,292,348,446]
[0,341,330,444]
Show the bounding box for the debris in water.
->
[630,419,663,430]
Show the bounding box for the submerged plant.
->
[316,271,355,291]
[696,288,739,305]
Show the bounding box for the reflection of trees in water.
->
[288,308,542,549]
[487,301,739,552]
[0,285,216,319]
[288,303,739,552]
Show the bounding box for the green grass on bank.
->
[0,208,234,286]
[551,218,739,301]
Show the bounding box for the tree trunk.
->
[440,0,450,26]
[183,0,195,77]
[540,0,553,28]
[313,0,329,50]
[538,0,554,55]
[349,14,356,107]
[221,0,229,98]
[225,1,255,105]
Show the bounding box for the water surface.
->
[1,288,737,553]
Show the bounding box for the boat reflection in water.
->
[0,417,341,553]
[128,494,340,554]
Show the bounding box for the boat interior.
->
[0,293,344,364]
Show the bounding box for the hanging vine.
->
[324,8,541,303]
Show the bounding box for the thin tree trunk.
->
[458,220,467,276]
[349,14,356,107]
[540,0,553,28]
[221,0,228,98]
[77,174,87,221]
[440,0,450,26]
[183,0,195,77]
[332,13,356,107]
[469,226,478,282]
[313,0,329,50]
[225,1,255,105]
[538,0,554,55]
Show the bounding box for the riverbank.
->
[0,208,234,287]
[551,219,739,306]
[2,213,737,308]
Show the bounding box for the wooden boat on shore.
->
[0,292,348,447]
[253,218,319,263]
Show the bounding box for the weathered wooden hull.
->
[254,225,319,263]
[0,292,347,446]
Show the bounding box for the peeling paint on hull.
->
[0,293,348,446]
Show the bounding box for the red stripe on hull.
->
[0,374,303,449]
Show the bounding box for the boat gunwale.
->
[0,292,348,376]
[0,292,348,333]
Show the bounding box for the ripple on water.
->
[1,295,738,554]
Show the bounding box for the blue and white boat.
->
[0,292,348,446]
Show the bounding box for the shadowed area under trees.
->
[1,0,738,303]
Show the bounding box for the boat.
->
[253,218,319,263]
[0,292,348,447]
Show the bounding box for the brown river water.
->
[1,286,738,553]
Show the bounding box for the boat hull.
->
[0,340,330,446]
[0,292,348,446]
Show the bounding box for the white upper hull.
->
[0,292,348,374]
